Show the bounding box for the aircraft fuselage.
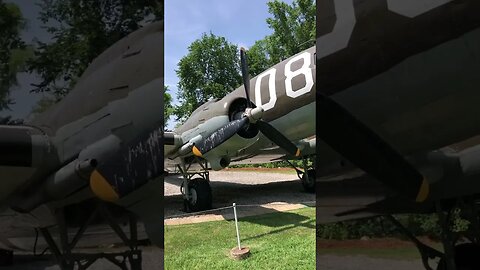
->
[168,47,316,166]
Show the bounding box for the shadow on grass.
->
[242,210,315,241]
[165,174,314,220]
[165,173,310,206]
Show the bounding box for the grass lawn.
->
[165,207,315,270]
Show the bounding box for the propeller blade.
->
[192,117,249,157]
[316,93,429,202]
[256,120,301,157]
[89,128,163,202]
[240,47,252,107]
[239,48,300,157]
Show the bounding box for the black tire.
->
[437,243,480,270]
[301,169,316,193]
[185,178,212,212]
[0,249,13,266]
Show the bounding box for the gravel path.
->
[164,170,315,222]
[317,255,425,270]
[5,247,164,270]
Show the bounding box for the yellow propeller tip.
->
[415,178,430,203]
[192,146,203,157]
[295,149,301,157]
[90,170,119,202]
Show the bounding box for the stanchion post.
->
[233,203,241,250]
[230,202,250,260]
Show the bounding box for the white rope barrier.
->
[164,201,316,219]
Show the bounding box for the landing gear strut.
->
[386,215,443,270]
[178,158,212,212]
[387,197,480,270]
[39,202,142,270]
[287,156,316,193]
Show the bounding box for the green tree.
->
[164,85,173,128]
[247,39,271,77]
[0,1,26,110]
[30,95,57,116]
[173,0,315,122]
[27,0,163,98]
[174,33,242,122]
[249,0,315,76]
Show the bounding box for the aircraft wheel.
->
[0,249,13,266]
[437,243,480,270]
[185,178,212,212]
[301,169,315,193]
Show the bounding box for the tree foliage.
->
[0,1,26,110]
[30,95,57,116]
[27,0,163,98]
[174,33,242,122]
[249,0,315,76]
[317,212,473,240]
[173,0,315,124]
[164,85,173,128]
[247,39,271,78]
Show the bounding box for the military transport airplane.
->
[164,45,317,212]
[0,21,164,269]
[315,0,480,270]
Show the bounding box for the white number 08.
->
[254,51,313,111]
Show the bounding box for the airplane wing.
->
[316,168,438,224]
[229,136,316,164]
[165,134,315,171]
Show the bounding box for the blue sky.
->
[165,0,293,129]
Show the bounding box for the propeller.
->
[192,117,249,157]
[240,47,252,107]
[316,93,429,202]
[89,128,163,202]
[192,48,301,158]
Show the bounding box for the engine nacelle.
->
[201,131,258,170]
[12,158,98,212]
[208,156,231,171]
[11,135,122,212]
